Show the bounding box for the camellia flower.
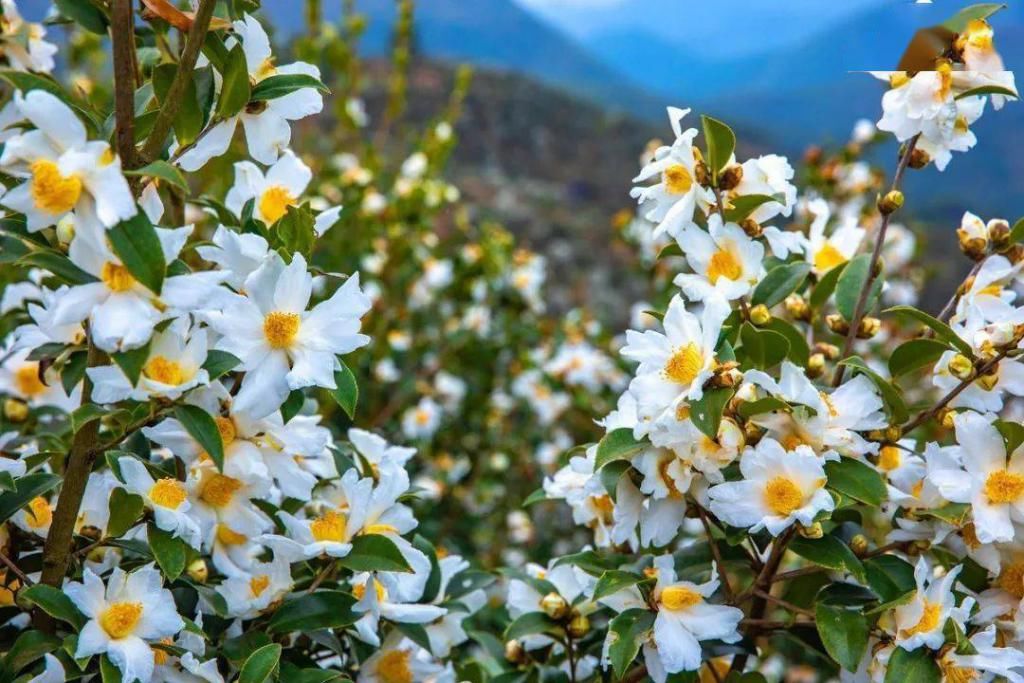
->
[709,438,835,535]
[0,90,135,231]
[217,557,293,619]
[175,14,324,171]
[0,0,58,73]
[645,555,743,677]
[0,347,76,410]
[936,625,1024,682]
[621,295,730,423]
[195,225,270,290]
[733,154,798,224]
[631,107,715,239]
[118,457,201,548]
[66,564,184,683]
[204,252,371,418]
[673,214,765,301]
[882,558,971,651]
[401,396,442,439]
[187,457,272,546]
[357,631,450,683]
[954,19,1018,110]
[351,569,448,646]
[928,411,1024,544]
[804,198,865,276]
[224,150,312,225]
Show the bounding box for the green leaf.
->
[701,115,736,177]
[55,0,109,33]
[724,194,782,223]
[0,472,59,523]
[125,160,188,191]
[19,585,86,629]
[763,318,810,367]
[942,3,1006,32]
[884,646,940,683]
[690,387,734,440]
[111,341,151,386]
[330,359,358,419]
[595,428,646,470]
[339,534,413,573]
[752,263,811,309]
[62,350,88,395]
[996,420,1024,454]
[216,43,252,118]
[918,502,971,527]
[71,403,106,432]
[606,609,655,679]
[835,254,882,321]
[281,389,304,423]
[522,488,547,507]
[593,570,647,601]
[888,338,951,378]
[100,655,121,683]
[825,456,887,507]
[739,322,789,370]
[107,213,166,295]
[239,643,282,683]
[106,488,144,539]
[250,73,330,101]
[201,350,241,380]
[955,83,1018,100]
[840,356,909,424]
[737,396,791,419]
[788,535,866,583]
[174,405,224,471]
[810,261,847,310]
[1009,217,1024,245]
[816,601,869,672]
[657,243,683,260]
[1,630,61,678]
[883,306,973,357]
[504,612,559,640]
[864,555,916,603]
[277,203,316,254]
[267,591,358,634]
[148,522,187,580]
[17,250,97,285]
[600,459,632,499]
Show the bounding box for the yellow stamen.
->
[998,560,1024,599]
[878,445,902,472]
[100,602,143,639]
[30,159,82,215]
[14,363,45,397]
[707,248,742,284]
[352,578,387,603]
[258,185,296,224]
[143,356,188,386]
[152,637,173,666]
[216,524,247,546]
[902,601,941,637]
[363,523,398,535]
[375,649,413,683]
[663,164,693,195]
[215,417,236,446]
[101,262,136,293]
[250,574,271,597]
[814,243,847,272]
[263,311,300,349]
[199,474,241,508]
[310,510,347,542]
[25,497,51,529]
[983,469,1024,504]
[149,478,186,509]
[663,343,703,386]
[660,585,702,611]
[763,477,804,516]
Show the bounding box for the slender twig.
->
[751,587,815,618]
[111,0,141,170]
[832,134,920,387]
[139,0,219,163]
[696,504,734,601]
[307,561,338,593]
[0,549,31,587]
[903,348,1009,433]
[771,564,825,584]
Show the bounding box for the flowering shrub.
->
[0,1,1023,683]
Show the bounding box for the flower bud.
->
[877,190,904,216]
[718,164,743,191]
[849,534,869,557]
[948,354,975,381]
[187,559,209,584]
[79,525,102,541]
[826,314,849,335]
[3,399,28,423]
[567,612,591,639]
[908,148,931,169]
[1006,244,1024,265]
[856,317,881,339]
[749,304,771,326]
[785,294,811,322]
[56,215,75,247]
[540,592,569,620]
[807,353,826,379]
[740,218,762,238]
[799,522,824,539]
[694,160,712,188]
[978,367,1000,391]
[988,219,1011,251]
[804,146,823,166]
[939,408,956,430]
[505,639,526,664]
[885,425,902,443]
[813,343,840,360]
[743,421,765,445]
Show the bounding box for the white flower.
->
[401,397,442,440]
[621,295,729,423]
[0,1,57,73]
[224,150,312,225]
[805,198,864,276]
[0,347,77,410]
[187,456,272,547]
[709,438,835,535]
[932,347,1024,414]
[349,428,416,470]
[118,457,201,548]
[27,653,64,683]
[647,556,743,675]
[674,214,765,301]
[11,493,52,536]
[351,567,447,647]
[67,565,184,683]
[631,107,715,239]
[216,556,292,619]
[937,625,1024,683]
[955,19,1018,110]
[885,558,971,651]
[204,252,370,418]
[195,225,270,290]
[175,15,323,170]
[357,631,451,683]
[0,90,135,231]
[733,154,797,224]
[928,411,1024,544]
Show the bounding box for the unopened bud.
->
[885,426,902,443]
[813,343,840,360]
[939,408,956,429]
[908,148,931,169]
[3,399,28,423]
[978,367,1000,391]
[694,161,712,188]
[958,228,989,260]
[989,219,1011,251]
[1006,244,1024,265]
[740,218,762,238]
[804,146,823,166]
[55,215,75,247]
[878,190,904,216]
[743,421,765,445]
[856,317,881,339]
[849,534,870,557]
[187,559,208,584]
[910,539,931,555]
[78,525,102,541]
[505,639,526,664]
[948,354,975,381]
[807,353,826,378]
[718,165,743,191]
[799,522,824,539]
[540,592,569,620]
[567,613,591,639]
[749,304,771,326]
[826,314,850,335]
[785,294,811,322]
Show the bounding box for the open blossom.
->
[673,214,765,301]
[882,558,972,651]
[175,14,323,170]
[0,90,135,231]
[733,154,798,224]
[118,457,201,548]
[205,252,371,418]
[224,150,313,225]
[0,0,57,73]
[66,565,184,683]
[805,198,864,275]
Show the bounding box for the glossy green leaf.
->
[111,341,151,386]
[789,535,866,583]
[19,585,86,629]
[201,350,241,380]
[752,262,811,309]
[17,250,97,286]
[690,387,734,440]
[701,115,736,177]
[267,591,358,633]
[107,213,166,295]
[593,570,647,601]
[942,3,1006,32]
[888,338,951,378]
[825,456,887,507]
[174,405,225,471]
[339,534,413,573]
[884,306,972,357]
[835,254,882,321]
[0,472,60,523]
[330,359,358,419]
[607,609,655,679]
[739,322,789,369]
[810,261,847,310]
[884,646,940,683]
[239,643,282,683]
[55,0,109,33]
[505,612,559,640]
[148,522,187,580]
[816,601,869,672]
[250,73,330,101]
[125,160,188,191]
[106,487,144,539]
[216,43,251,118]
[595,427,645,470]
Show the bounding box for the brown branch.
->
[139,0,218,163]
[111,0,141,170]
[832,134,920,387]
[751,586,815,618]
[0,549,31,587]
[902,348,1010,433]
